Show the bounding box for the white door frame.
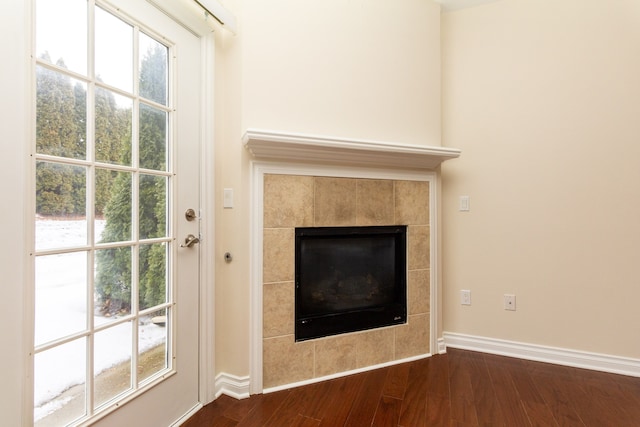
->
[197,31,217,408]
[144,0,221,411]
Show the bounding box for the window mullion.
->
[86,0,97,418]
[131,25,141,390]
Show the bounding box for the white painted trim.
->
[264,354,431,394]
[248,162,265,395]
[429,173,439,355]
[215,373,251,400]
[435,0,501,12]
[437,337,447,354]
[443,332,640,378]
[198,31,217,406]
[243,129,460,171]
[249,160,439,394]
[171,403,204,426]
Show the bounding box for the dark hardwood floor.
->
[183,348,640,426]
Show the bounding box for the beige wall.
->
[441,0,640,358]
[214,0,443,378]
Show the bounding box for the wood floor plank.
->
[182,395,239,427]
[343,367,390,427]
[447,350,478,425]
[291,414,321,427]
[398,358,430,427]
[502,358,559,426]
[184,349,640,427]
[301,378,342,421]
[382,362,411,400]
[520,400,560,427]
[262,383,324,427]
[567,364,640,425]
[317,371,367,427]
[235,389,291,427]
[528,373,585,426]
[425,353,450,397]
[222,393,261,422]
[371,396,402,426]
[466,353,505,426]
[483,355,532,426]
[424,393,450,426]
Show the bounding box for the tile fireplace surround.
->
[245,129,460,393]
[263,175,430,389]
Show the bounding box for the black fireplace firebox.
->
[295,225,407,341]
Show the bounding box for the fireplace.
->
[259,173,433,390]
[295,225,407,341]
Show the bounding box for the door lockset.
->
[185,208,198,222]
[180,234,200,248]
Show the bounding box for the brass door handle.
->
[180,234,200,248]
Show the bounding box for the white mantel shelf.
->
[243,129,461,170]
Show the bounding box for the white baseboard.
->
[214,373,251,400]
[443,332,640,378]
[171,403,203,426]
[437,337,446,354]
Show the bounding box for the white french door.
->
[32,0,202,425]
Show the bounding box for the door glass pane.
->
[94,322,132,407]
[35,0,87,76]
[139,103,168,171]
[139,309,168,383]
[35,252,87,347]
[95,247,132,319]
[139,174,167,239]
[35,162,87,250]
[95,87,133,166]
[139,32,168,106]
[34,338,87,426]
[34,2,179,423]
[96,169,132,243]
[139,243,167,309]
[95,6,132,92]
[36,66,87,159]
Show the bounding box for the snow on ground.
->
[33,219,166,419]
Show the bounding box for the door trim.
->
[198,31,217,406]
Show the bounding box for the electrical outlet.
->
[461,290,471,305]
[504,294,516,311]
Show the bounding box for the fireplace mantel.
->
[243,129,461,170]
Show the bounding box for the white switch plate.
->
[223,188,234,209]
[504,294,516,311]
[461,290,471,305]
[459,195,470,211]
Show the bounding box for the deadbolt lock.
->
[185,208,197,222]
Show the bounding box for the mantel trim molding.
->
[242,129,461,170]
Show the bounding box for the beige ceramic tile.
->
[264,174,314,228]
[394,180,429,225]
[355,328,395,367]
[356,179,394,225]
[408,269,430,315]
[395,314,429,359]
[408,226,430,270]
[263,281,294,338]
[263,228,294,283]
[263,335,314,388]
[314,177,357,226]
[314,335,358,377]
